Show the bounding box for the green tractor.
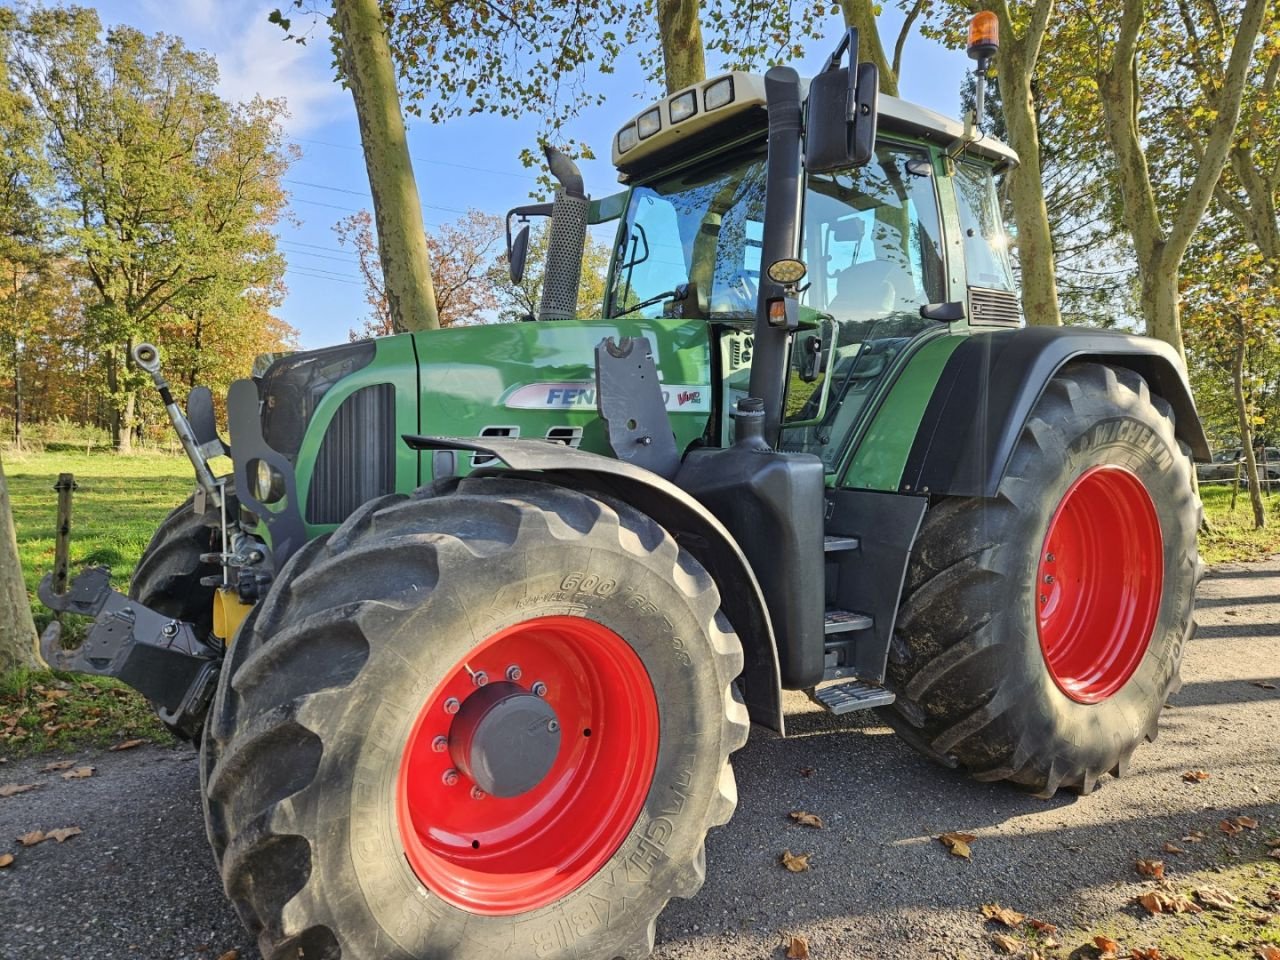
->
[42,23,1205,960]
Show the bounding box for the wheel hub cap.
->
[448,682,561,798]
[1036,465,1163,704]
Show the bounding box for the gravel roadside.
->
[2,556,1277,960]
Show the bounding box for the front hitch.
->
[38,567,220,739]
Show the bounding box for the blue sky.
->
[93,0,969,348]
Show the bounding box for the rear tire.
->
[201,476,748,960]
[885,363,1202,796]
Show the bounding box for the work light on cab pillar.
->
[966,11,1000,137]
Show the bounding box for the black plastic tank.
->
[675,397,826,689]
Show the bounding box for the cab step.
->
[810,679,896,715]
[824,608,873,634]
[823,534,860,553]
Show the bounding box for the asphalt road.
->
[2,557,1277,960]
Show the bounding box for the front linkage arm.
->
[38,567,220,739]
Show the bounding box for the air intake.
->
[305,383,396,525]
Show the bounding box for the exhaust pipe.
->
[537,146,589,321]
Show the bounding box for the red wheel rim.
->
[397,616,659,915]
[1036,465,1163,704]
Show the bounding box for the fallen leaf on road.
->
[0,853,12,868]
[1028,918,1057,935]
[0,783,38,798]
[46,826,81,843]
[1162,841,1185,854]
[17,830,45,846]
[1136,859,1165,879]
[938,831,977,858]
[1221,819,1244,835]
[788,811,824,829]
[784,934,809,959]
[1094,934,1121,958]
[1268,885,1280,900]
[61,766,94,780]
[1248,912,1272,925]
[780,850,810,873]
[216,951,240,960]
[990,932,1020,955]
[1129,948,1164,959]
[1182,830,1207,843]
[1182,770,1211,783]
[798,767,815,778]
[40,760,74,773]
[109,738,146,752]
[1256,948,1280,960]
[1136,890,1202,915]
[1271,848,1280,861]
[1235,815,1259,829]
[1194,886,1237,910]
[981,903,1026,928]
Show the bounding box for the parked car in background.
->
[1197,447,1280,485]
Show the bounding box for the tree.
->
[1086,0,1270,357]
[0,451,38,672]
[489,225,612,323]
[835,0,921,97]
[331,0,439,334]
[337,207,505,337]
[7,6,292,452]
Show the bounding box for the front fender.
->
[405,435,785,734]
[899,327,1211,499]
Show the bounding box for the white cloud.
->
[122,0,348,135]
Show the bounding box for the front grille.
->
[305,383,396,525]
[968,286,1022,326]
[260,341,376,459]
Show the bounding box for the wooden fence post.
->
[52,473,77,603]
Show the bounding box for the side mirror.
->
[805,28,879,174]
[504,201,554,284]
[509,223,530,283]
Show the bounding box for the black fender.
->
[899,327,1211,499]
[404,435,786,734]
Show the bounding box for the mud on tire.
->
[885,363,1203,797]
[201,476,749,960]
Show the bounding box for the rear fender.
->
[899,327,1211,499]
[404,435,785,734]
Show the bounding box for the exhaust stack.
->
[536,146,589,321]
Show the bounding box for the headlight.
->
[616,123,639,154]
[637,107,662,140]
[704,76,734,111]
[254,459,285,504]
[669,90,697,124]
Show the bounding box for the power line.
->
[280,245,359,265]
[285,177,471,215]
[293,136,539,182]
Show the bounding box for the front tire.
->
[885,363,1202,796]
[201,477,748,960]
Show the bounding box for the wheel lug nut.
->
[547,719,559,733]
[1043,574,1055,584]
[532,681,548,697]
[442,769,459,786]
[471,786,486,800]
[472,671,488,687]
[1039,594,1048,604]
[505,664,522,682]
[1046,553,1055,563]
[431,736,448,753]
[443,697,460,715]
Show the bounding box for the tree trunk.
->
[657,0,705,94]
[0,452,39,673]
[1232,319,1266,529]
[837,0,900,97]
[994,0,1061,327]
[334,0,439,333]
[117,390,136,454]
[1138,256,1186,364]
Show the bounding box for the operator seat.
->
[828,259,914,322]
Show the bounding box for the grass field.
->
[2,449,1278,755]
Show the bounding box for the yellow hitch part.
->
[213,587,254,642]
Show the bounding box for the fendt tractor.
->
[41,17,1206,960]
